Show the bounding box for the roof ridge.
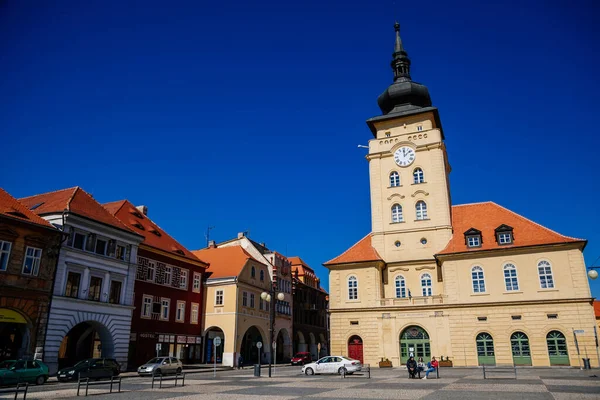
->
[323,233,378,265]
[66,187,80,211]
[19,186,79,201]
[452,201,494,208]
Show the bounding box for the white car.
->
[301,356,362,375]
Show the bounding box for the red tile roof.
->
[193,246,264,279]
[594,301,600,319]
[323,234,383,266]
[437,202,584,255]
[289,256,316,277]
[0,188,56,229]
[104,200,206,265]
[20,187,137,235]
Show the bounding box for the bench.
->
[0,383,28,400]
[340,364,370,379]
[151,371,185,389]
[76,376,121,396]
[408,367,440,379]
[482,365,517,379]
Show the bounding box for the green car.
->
[0,360,49,386]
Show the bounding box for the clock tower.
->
[366,23,453,264]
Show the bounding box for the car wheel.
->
[35,376,46,385]
[176,367,182,374]
[338,367,347,375]
[305,367,314,376]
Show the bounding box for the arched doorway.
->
[58,321,113,370]
[318,333,327,357]
[399,326,430,365]
[240,326,263,366]
[547,330,569,366]
[348,335,363,363]
[204,327,224,364]
[295,331,307,353]
[275,329,291,363]
[0,309,30,361]
[511,332,531,366]
[308,332,318,360]
[476,332,495,366]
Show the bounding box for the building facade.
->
[0,188,62,362]
[104,200,209,369]
[289,257,329,360]
[324,25,598,368]
[20,187,143,374]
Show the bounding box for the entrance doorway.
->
[347,335,363,363]
[511,332,532,366]
[240,326,263,366]
[476,332,496,366]
[399,326,430,365]
[57,321,113,370]
[0,309,30,361]
[547,330,569,366]
[204,327,224,364]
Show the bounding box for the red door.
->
[348,336,363,363]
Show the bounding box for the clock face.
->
[393,146,416,167]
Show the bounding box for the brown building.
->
[0,188,62,362]
[289,257,329,360]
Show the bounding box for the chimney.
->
[260,242,266,247]
[136,205,148,216]
[237,232,246,239]
[208,240,216,248]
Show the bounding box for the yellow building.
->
[324,23,598,368]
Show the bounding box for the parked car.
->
[291,352,312,366]
[57,358,120,382]
[137,357,183,376]
[301,356,361,375]
[0,360,49,386]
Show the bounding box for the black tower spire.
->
[392,22,411,81]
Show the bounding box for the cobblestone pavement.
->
[2,366,600,400]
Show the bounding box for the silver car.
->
[137,357,183,376]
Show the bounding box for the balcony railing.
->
[379,295,444,307]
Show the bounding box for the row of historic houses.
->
[0,187,328,373]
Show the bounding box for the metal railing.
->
[0,383,28,400]
[151,372,185,389]
[76,376,121,396]
[482,364,517,379]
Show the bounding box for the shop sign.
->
[169,335,175,343]
[195,337,202,344]
[0,308,27,324]
[177,335,187,344]
[139,333,156,339]
[187,336,196,344]
[158,335,165,342]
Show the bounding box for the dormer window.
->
[495,224,514,245]
[464,228,482,248]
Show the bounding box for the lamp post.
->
[261,282,285,378]
[588,267,600,280]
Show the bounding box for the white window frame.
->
[0,240,12,271]
[471,266,486,293]
[142,295,153,318]
[147,262,156,282]
[250,293,255,308]
[242,291,248,307]
[395,275,406,298]
[498,232,513,245]
[348,276,358,300]
[390,171,400,187]
[415,201,428,220]
[164,265,172,286]
[191,302,199,324]
[160,297,170,321]
[116,244,127,261]
[176,300,185,322]
[538,260,555,289]
[192,272,201,293]
[503,263,519,291]
[180,269,188,289]
[22,246,42,276]
[467,236,481,247]
[215,289,224,305]
[391,204,403,223]
[421,273,432,296]
[413,168,424,184]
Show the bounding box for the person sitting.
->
[421,357,439,380]
[406,356,418,379]
[417,357,425,374]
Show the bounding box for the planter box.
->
[378,360,393,368]
[439,360,453,367]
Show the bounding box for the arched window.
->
[348,276,358,300]
[415,201,428,220]
[395,275,406,298]
[421,273,432,296]
[251,266,256,278]
[471,266,485,293]
[260,270,265,281]
[511,332,531,365]
[503,263,519,291]
[538,260,554,289]
[413,168,424,184]
[476,332,495,365]
[389,171,400,187]
[391,204,403,223]
[547,330,569,365]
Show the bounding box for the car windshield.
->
[0,361,15,369]
[73,360,90,367]
[294,353,307,358]
[146,358,163,364]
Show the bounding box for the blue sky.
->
[1,0,599,296]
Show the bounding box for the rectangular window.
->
[498,233,512,244]
[109,280,122,304]
[259,298,264,310]
[65,272,81,298]
[85,234,96,252]
[116,245,127,261]
[176,301,185,322]
[250,293,255,308]
[142,295,153,318]
[504,267,519,291]
[0,240,12,271]
[191,303,199,324]
[467,236,481,247]
[88,276,103,301]
[215,290,224,305]
[164,266,172,286]
[95,238,107,256]
[193,272,201,293]
[22,246,42,276]
[242,291,248,307]
[147,262,155,282]
[538,262,555,289]
[180,270,188,289]
[73,232,86,250]
[161,298,170,320]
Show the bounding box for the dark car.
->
[291,352,312,366]
[0,360,49,386]
[57,358,120,382]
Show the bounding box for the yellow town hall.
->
[324,24,597,368]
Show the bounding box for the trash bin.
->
[582,358,591,369]
[254,364,261,377]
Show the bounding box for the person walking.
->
[422,357,439,379]
[406,356,418,379]
[237,354,244,370]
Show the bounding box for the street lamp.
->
[261,284,285,378]
[588,267,599,280]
